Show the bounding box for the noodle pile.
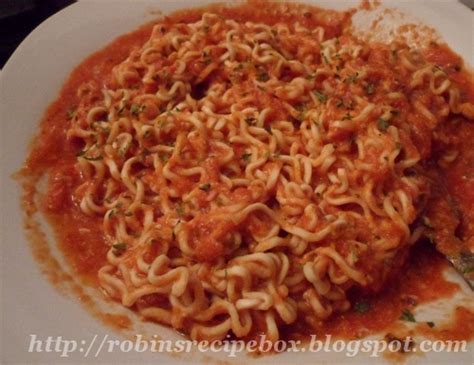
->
[65,7,472,341]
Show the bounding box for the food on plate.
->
[20,1,474,344]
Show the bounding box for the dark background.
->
[0,0,472,69]
[0,0,76,68]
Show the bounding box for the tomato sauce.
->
[280,242,465,341]
[17,0,474,350]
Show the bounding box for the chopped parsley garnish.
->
[335,99,344,108]
[201,57,212,65]
[462,266,474,274]
[112,243,127,255]
[313,91,328,103]
[433,65,446,75]
[203,25,210,33]
[159,154,169,162]
[320,52,329,64]
[342,112,353,121]
[241,152,252,162]
[245,117,256,126]
[347,72,359,83]
[459,252,474,274]
[365,83,375,95]
[426,321,435,328]
[118,144,129,158]
[199,183,211,192]
[117,105,126,116]
[295,111,306,123]
[130,104,142,116]
[66,108,76,120]
[395,142,402,150]
[354,300,371,314]
[265,126,273,135]
[399,308,416,322]
[256,72,270,82]
[176,204,185,217]
[377,118,390,132]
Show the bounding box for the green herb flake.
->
[377,118,390,132]
[130,104,142,116]
[256,72,270,82]
[117,105,126,116]
[365,83,375,95]
[347,72,359,83]
[320,52,329,64]
[241,152,252,162]
[354,300,371,314]
[201,57,212,66]
[199,183,211,192]
[295,112,306,123]
[142,148,151,157]
[335,99,344,108]
[426,321,435,328]
[342,112,352,121]
[245,117,256,126]
[313,91,328,103]
[66,108,76,120]
[176,204,185,217]
[433,65,447,75]
[399,308,416,323]
[112,243,127,255]
[265,126,273,135]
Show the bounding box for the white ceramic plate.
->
[1,1,473,364]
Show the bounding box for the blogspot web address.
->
[28,334,468,358]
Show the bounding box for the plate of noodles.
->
[1,0,473,363]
